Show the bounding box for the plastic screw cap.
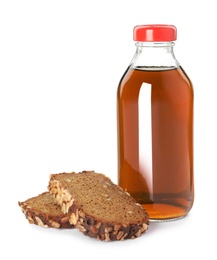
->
[133,24,177,42]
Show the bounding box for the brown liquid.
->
[117,66,194,221]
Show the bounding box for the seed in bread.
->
[18,192,74,229]
[48,171,149,241]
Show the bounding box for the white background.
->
[0,0,216,259]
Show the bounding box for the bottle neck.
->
[130,42,180,70]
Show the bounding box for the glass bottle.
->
[117,25,194,222]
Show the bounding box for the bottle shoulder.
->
[118,66,193,95]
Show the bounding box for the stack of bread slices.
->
[19,171,149,241]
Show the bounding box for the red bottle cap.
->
[133,24,177,42]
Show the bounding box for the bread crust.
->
[48,172,149,241]
[69,203,149,241]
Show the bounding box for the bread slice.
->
[18,192,74,229]
[48,171,149,241]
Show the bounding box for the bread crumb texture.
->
[18,192,73,229]
[49,171,149,241]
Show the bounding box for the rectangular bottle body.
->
[117,67,194,221]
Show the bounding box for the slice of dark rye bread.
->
[48,171,149,241]
[18,192,74,229]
